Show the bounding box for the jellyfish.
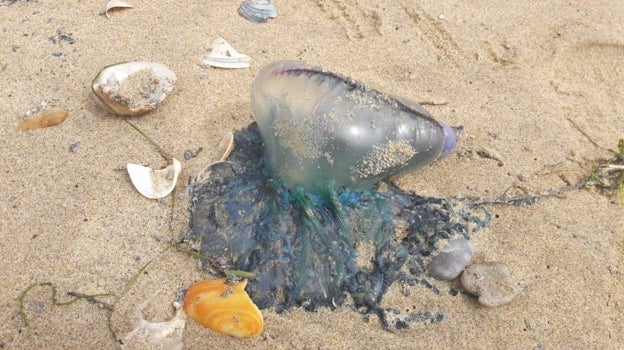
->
[188,61,490,328]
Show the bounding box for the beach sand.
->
[1,0,623,348]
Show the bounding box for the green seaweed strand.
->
[18,282,115,333]
[124,119,173,161]
[18,245,169,336]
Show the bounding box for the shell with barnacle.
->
[92,61,176,116]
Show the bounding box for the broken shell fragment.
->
[216,131,235,161]
[127,158,181,199]
[201,38,251,69]
[92,61,176,116]
[190,131,236,186]
[183,278,263,338]
[238,0,277,23]
[121,301,186,350]
[18,109,68,131]
[103,0,134,19]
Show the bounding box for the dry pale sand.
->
[1,0,623,349]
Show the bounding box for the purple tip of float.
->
[439,124,462,159]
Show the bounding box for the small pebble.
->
[184,147,203,160]
[427,238,474,280]
[460,262,517,307]
[184,150,194,160]
[69,141,81,153]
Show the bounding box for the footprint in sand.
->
[552,42,624,115]
[551,42,624,141]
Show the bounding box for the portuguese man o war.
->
[188,61,490,328]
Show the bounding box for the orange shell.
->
[18,109,68,131]
[183,278,263,338]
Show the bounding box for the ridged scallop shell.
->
[183,278,263,338]
[251,60,458,191]
[238,0,277,23]
[92,61,176,116]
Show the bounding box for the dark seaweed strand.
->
[277,66,442,125]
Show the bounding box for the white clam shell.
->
[201,38,251,69]
[92,61,176,116]
[127,158,182,199]
[103,0,134,19]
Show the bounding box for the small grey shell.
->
[238,0,277,23]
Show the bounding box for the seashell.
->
[251,60,459,191]
[127,158,181,199]
[238,0,277,23]
[201,38,251,69]
[121,301,186,350]
[103,0,134,19]
[18,109,68,130]
[192,131,236,185]
[92,61,176,116]
[183,278,263,338]
[216,131,236,161]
